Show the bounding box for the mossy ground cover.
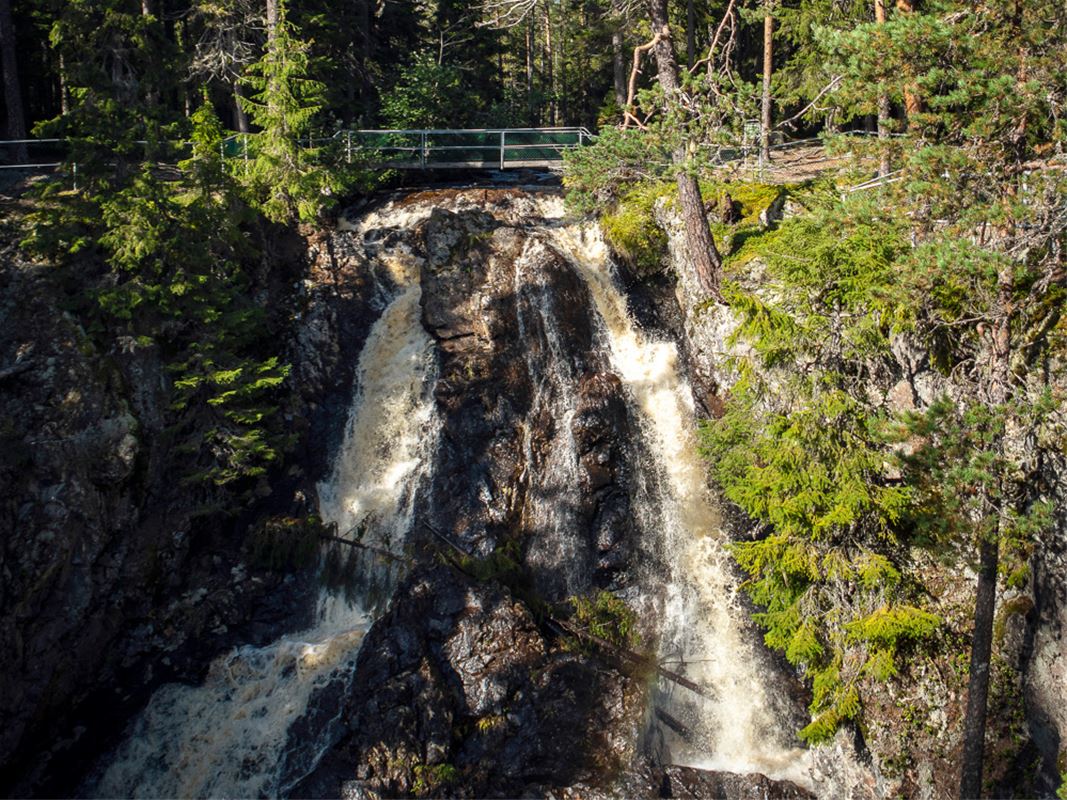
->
[599,178,786,278]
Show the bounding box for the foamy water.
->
[548,206,812,789]
[87,202,439,799]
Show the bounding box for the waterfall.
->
[83,191,815,798]
[85,207,439,799]
[545,200,812,788]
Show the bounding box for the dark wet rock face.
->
[294,567,644,799]
[413,199,641,601]
[646,764,815,799]
[0,215,374,796]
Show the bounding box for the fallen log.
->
[548,618,717,701]
[320,534,411,566]
[655,707,694,740]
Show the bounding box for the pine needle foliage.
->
[23,96,293,492]
[702,191,941,743]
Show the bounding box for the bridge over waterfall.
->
[0,127,593,175]
[229,127,594,170]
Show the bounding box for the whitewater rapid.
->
[547,199,812,788]
[85,208,439,799]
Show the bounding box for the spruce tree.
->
[238,0,334,223]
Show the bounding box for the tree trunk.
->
[612,29,627,109]
[895,0,922,124]
[359,0,374,124]
[266,0,279,41]
[686,0,695,70]
[526,19,536,124]
[760,2,773,166]
[544,6,555,125]
[874,0,891,176]
[558,4,568,124]
[59,52,69,115]
[0,0,27,162]
[959,259,1013,800]
[234,81,251,133]
[959,537,999,799]
[646,0,722,300]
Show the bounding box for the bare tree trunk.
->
[959,537,999,799]
[359,0,374,124]
[874,0,891,176]
[544,6,555,125]
[0,0,27,162]
[266,0,279,39]
[647,0,722,300]
[559,3,568,124]
[59,52,69,115]
[141,0,161,109]
[612,29,627,109]
[960,260,1013,800]
[760,1,773,166]
[234,81,251,133]
[895,0,922,125]
[526,19,536,124]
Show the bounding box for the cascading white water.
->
[84,189,817,798]
[542,198,812,788]
[86,205,439,799]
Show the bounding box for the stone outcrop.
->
[295,566,644,799]
[298,189,654,797]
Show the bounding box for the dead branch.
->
[623,32,663,129]
[688,0,736,77]
[550,617,717,700]
[479,0,540,28]
[321,534,412,566]
[776,75,843,131]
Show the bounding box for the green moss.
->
[455,544,522,584]
[700,179,783,225]
[993,594,1034,646]
[413,763,459,796]
[600,179,784,277]
[600,182,673,276]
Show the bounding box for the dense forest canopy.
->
[2,0,952,144]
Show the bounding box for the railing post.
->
[499,130,506,170]
[420,131,427,169]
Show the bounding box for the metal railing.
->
[218,127,594,170]
[0,138,66,170]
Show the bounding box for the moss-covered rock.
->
[600,182,673,276]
